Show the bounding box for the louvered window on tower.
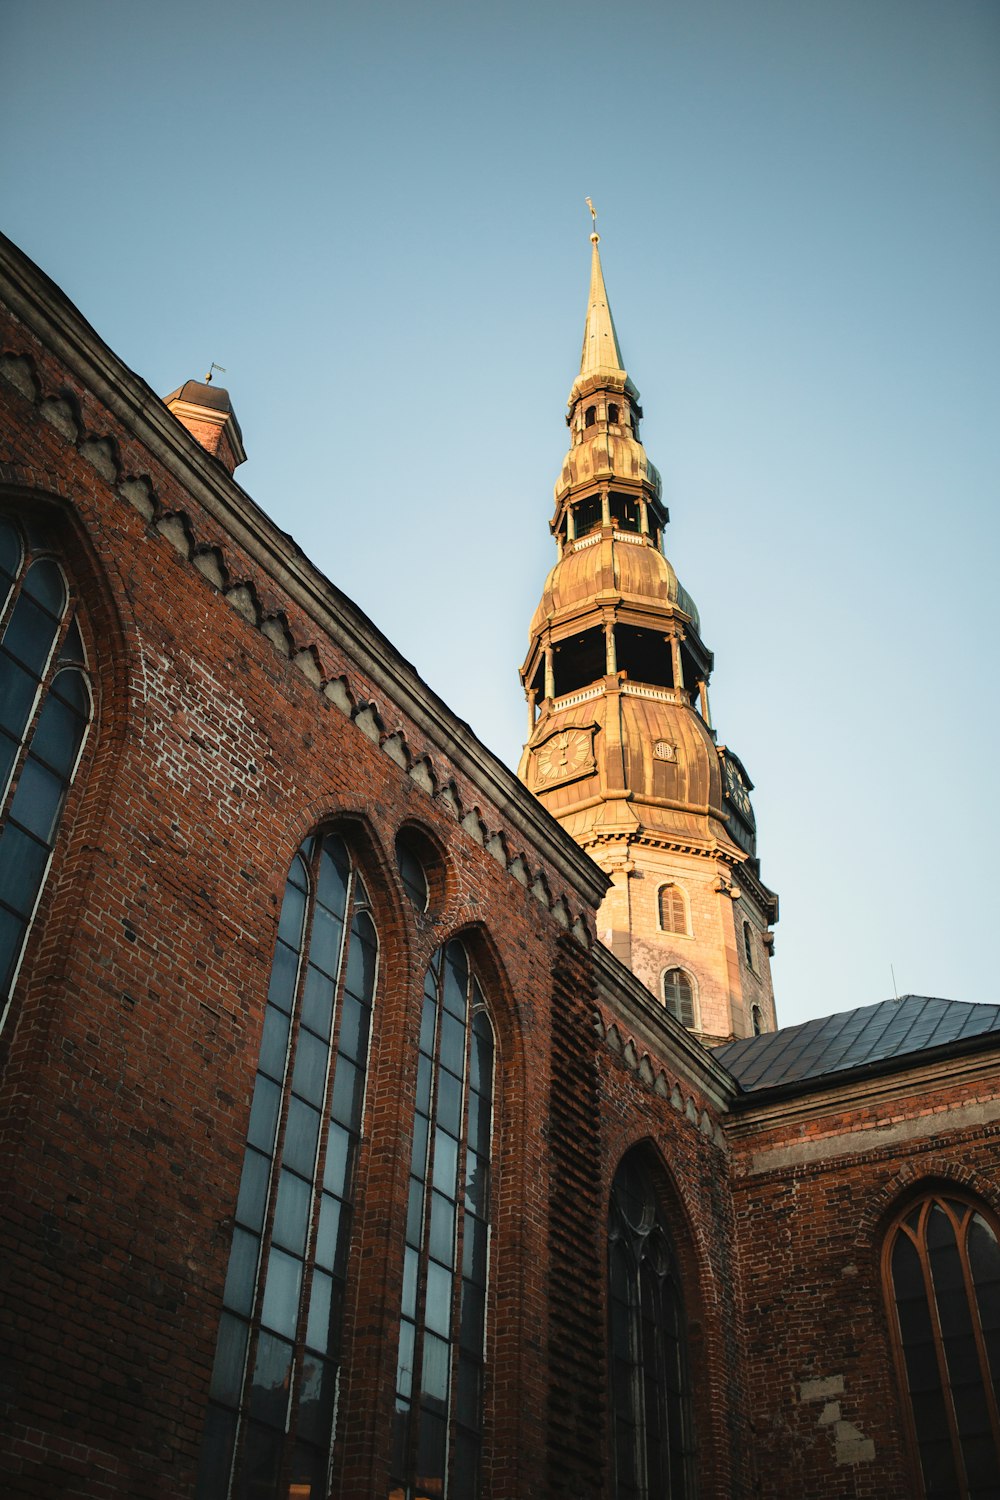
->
[196,833,378,1500]
[0,514,91,1025]
[884,1192,1000,1496]
[662,969,695,1028]
[658,885,688,936]
[391,940,495,1500]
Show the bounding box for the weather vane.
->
[585,197,599,243]
[204,362,226,384]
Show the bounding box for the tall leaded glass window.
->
[609,1155,694,1500]
[884,1192,1000,1499]
[390,940,495,1500]
[197,832,378,1500]
[0,514,91,1025]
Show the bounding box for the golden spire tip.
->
[585,197,599,243]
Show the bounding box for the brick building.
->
[1,227,998,1500]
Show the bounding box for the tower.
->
[518,228,778,1044]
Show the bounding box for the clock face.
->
[722,755,754,827]
[535,728,592,788]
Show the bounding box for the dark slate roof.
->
[716,995,1000,1093]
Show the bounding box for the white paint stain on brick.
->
[799,1377,875,1467]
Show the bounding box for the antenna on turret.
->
[890,964,900,1000]
[205,362,227,384]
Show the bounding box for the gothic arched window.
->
[390,939,495,1500]
[884,1191,1000,1497]
[662,969,695,1028]
[751,1004,763,1036]
[658,884,688,936]
[197,832,378,1500]
[609,1154,694,1499]
[0,514,91,1028]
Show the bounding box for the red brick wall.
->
[727,1068,1000,1498]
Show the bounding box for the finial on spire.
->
[585,197,599,244]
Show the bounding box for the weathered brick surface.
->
[727,1065,1000,1498]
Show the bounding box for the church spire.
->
[517,222,779,1047]
[578,233,626,382]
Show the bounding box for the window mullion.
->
[281,862,355,1485]
[0,577,73,813]
[917,1209,970,1500]
[444,990,474,1499]
[406,968,441,1497]
[956,1208,1000,1475]
[229,865,315,1499]
[633,1253,651,1500]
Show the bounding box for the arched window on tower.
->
[751,1004,764,1036]
[742,921,755,971]
[196,832,378,1500]
[0,513,92,1028]
[608,403,620,424]
[883,1190,1000,1497]
[657,884,688,936]
[585,405,597,427]
[608,1152,694,1499]
[662,969,695,1028]
[391,939,495,1500]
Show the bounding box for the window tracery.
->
[0,514,91,1025]
[884,1190,1000,1498]
[608,1153,694,1498]
[197,832,378,1500]
[390,940,495,1500]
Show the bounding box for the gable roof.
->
[717,995,1000,1093]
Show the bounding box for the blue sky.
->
[3,0,998,1025]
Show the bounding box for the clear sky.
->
[3,0,998,1027]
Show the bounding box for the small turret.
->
[163,376,246,475]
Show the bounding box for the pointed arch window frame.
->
[390,937,496,1500]
[0,512,93,1029]
[882,1188,1000,1499]
[197,830,380,1500]
[608,1151,695,1500]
